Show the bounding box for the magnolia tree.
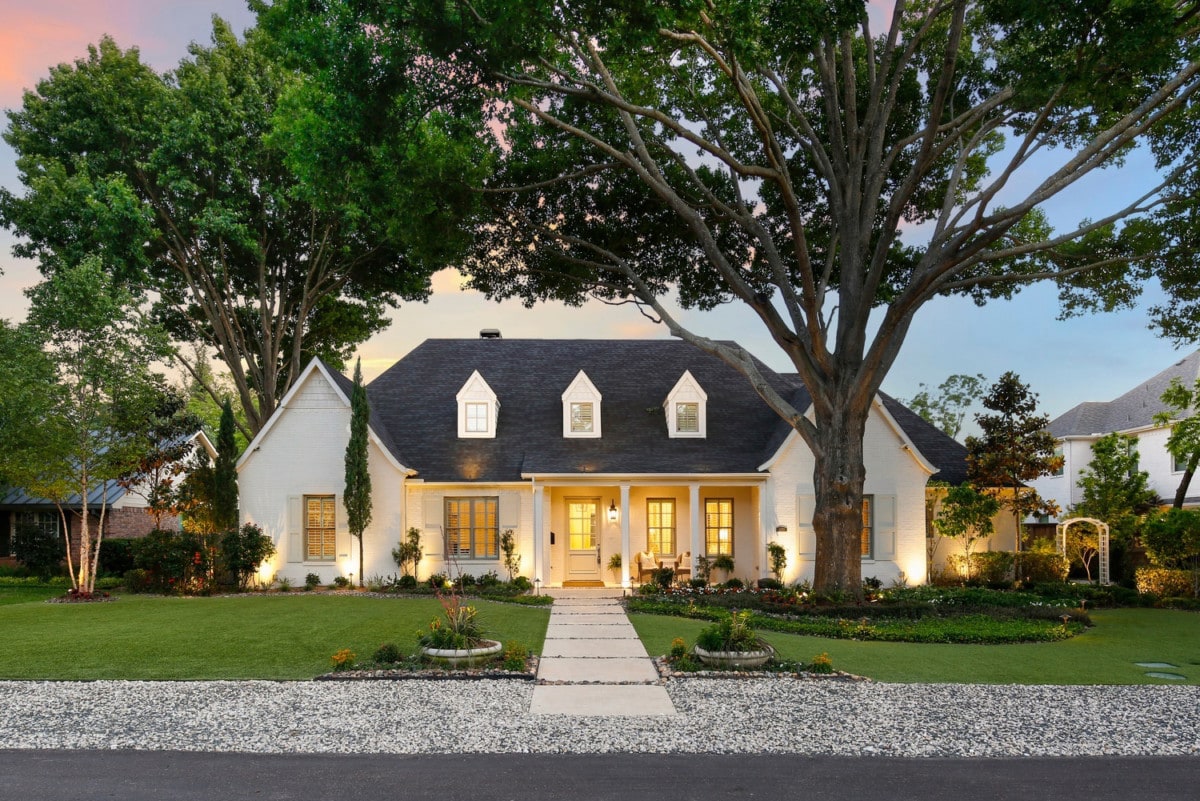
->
[263,0,1200,592]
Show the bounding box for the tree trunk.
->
[1173,454,1198,509]
[810,403,869,597]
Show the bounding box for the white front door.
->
[566,498,601,580]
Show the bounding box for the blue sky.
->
[0,1,1190,429]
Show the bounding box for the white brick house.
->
[238,338,968,587]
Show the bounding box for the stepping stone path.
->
[530,588,676,716]
[1135,661,1187,681]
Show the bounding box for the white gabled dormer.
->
[561,370,602,438]
[664,370,708,438]
[456,370,500,438]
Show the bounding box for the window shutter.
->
[874,494,897,560]
[499,492,521,530]
[287,496,302,563]
[335,494,351,560]
[421,493,442,556]
[796,493,816,556]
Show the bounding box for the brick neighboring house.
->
[0,431,216,566]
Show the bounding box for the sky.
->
[0,0,1192,431]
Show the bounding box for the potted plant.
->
[693,608,774,669]
[417,592,502,667]
[710,553,735,585]
[607,553,622,584]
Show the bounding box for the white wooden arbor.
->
[1056,517,1111,585]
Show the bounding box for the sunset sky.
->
[0,1,1190,426]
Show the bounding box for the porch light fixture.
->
[534,577,542,596]
[607,500,619,523]
[775,525,788,533]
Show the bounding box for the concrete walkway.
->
[530,588,676,716]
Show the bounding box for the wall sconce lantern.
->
[775,525,788,533]
[607,499,619,523]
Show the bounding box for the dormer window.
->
[562,371,602,438]
[664,370,707,438]
[456,370,499,438]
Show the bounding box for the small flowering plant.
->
[418,591,487,650]
[695,609,766,653]
[330,648,357,671]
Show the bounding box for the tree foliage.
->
[1070,432,1158,541]
[966,372,1062,546]
[14,258,172,594]
[0,21,441,436]
[212,400,240,533]
[904,374,988,440]
[932,483,1001,575]
[1141,508,1200,574]
[1153,376,1200,508]
[117,389,204,529]
[261,0,1200,592]
[343,357,372,587]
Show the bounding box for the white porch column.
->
[689,482,702,572]
[532,484,545,586]
[757,480,774,582]
[619,483,631,587]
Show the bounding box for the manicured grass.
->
[629,608,1200,685]
[0,594,550,680]
[0,585,62,606]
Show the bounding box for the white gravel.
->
[1,679,1197,756]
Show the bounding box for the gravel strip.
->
[1,680,1197,756]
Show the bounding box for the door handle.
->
[595,545,601,565]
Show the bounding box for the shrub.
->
[696,609,764,653]
[862,576,883,592]
[330,649,356,671]
[511,575,532,591]
[669,637,689,660]
[97,538,135,578]
[971,551,1016,585]
[653,566,675,588]
[688,577,707,589]
[277,576,293,592]
[373,642,403,664]
[304,572,321,591]
[1135,567,1196,598]
[391,527,423,577]
[808,653,834,674]
[723,577,745,590]
[427,572,449,590]
[477,570,501,587]
[1017,551,1069,584]
[12,522,62,581]
[418,594,486,650]
[767,542,787,582]
[397,574,418,589]
[122,568,153,593]
[364,574,389,592]
[500,529,521,581]
[132,529,212,594]
[757,577,783,590]
[1142,508,1200,568]
[502,640,529,671]
[331,575,352,589]
[220,523,275,591]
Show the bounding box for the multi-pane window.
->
[647,499,676,554]
[570,402,594,433]
[305,495,336,561]
[445,497,499,559]
[1176,452,1191,473]
[465,402,489,433]
[676,402,700,433]
[1052,446,1064,477]
[860,496,874,559]
[704,498,733,556]
[9,512,57,557]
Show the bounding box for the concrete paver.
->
[536,657,659,683]
[541,639,651,658]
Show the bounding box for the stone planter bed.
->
[317,655,539,681]
[653,656,866,682]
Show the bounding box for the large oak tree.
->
[264,0,1200,592]
[0,19,454,436]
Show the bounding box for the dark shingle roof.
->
[315,357,411,470]
[1048,349,1200,437]
[365,339,968,484]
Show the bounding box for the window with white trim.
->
[456,370,499,438]
[445,497,499,559]
[1175,451,1191,473]
[570,402,594,433]
[304,495,336,561]
[676,402,699,433]
[704,498,733,556]
[465,402,489,433]
[561,370,602,438]
[664,370,707,438]
[1051,446,1064,477]
[647,498,676,554]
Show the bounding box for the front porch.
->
[526,476,775,588]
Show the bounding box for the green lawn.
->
[630,608,1200,685]
[0,585,62,606]
[0,593,550,680]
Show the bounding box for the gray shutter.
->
[874,494,897,560]
[422,493,443,556]
[287,496,303,563]
[499,491,521,530]
[796,493,816,556]
[335,494,351,560]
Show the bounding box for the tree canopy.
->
[1154,376,1200,508]
[0,20,447,436]
[261,0,1200,591]
[904,373,988,440]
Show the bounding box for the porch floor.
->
[530,589,676,716]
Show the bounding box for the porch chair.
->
[635,551,659,583]
[674,551,692,581]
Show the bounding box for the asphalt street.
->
[1,751,1197,801]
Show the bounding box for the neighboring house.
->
[0,431,216,565]
[238,337,970,588]
[1031,349,1200,520]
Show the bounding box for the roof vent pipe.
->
[480,329,502,339]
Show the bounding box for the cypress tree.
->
[344,358,372,586]
[213,398,239,532]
